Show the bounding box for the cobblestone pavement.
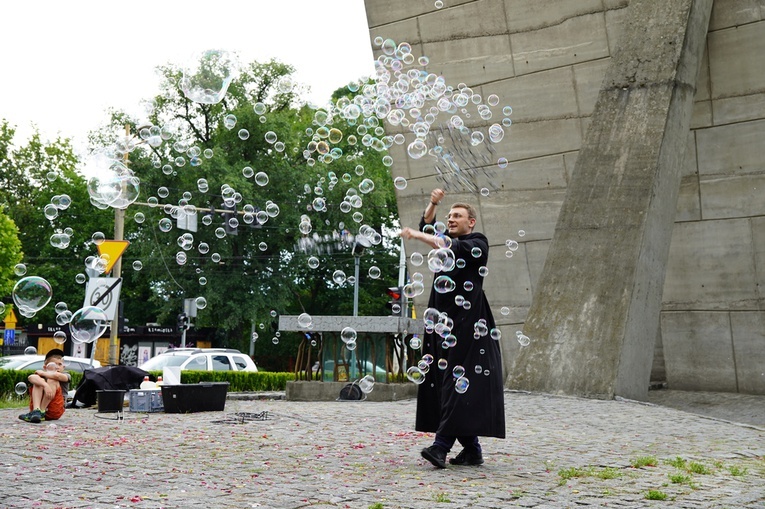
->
[1,390,763,509]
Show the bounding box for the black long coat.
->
[414,227,506,439]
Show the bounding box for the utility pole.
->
[107,125,129,365]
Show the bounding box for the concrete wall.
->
[364,0,765,395]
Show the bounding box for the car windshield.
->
[141,355,188,370]
[0,357,32,369]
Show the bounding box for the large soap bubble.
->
[86,160,140,209]
[69,306,109,344]
[180,49,239,105]
[13,276,53,317]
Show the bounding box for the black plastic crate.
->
[160,382,229,413]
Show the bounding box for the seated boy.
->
[19,348,71,423]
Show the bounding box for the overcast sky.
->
[0,1,376,153]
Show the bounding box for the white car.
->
[139,348,258,372]
[0,354,101,373]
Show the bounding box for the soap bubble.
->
[478,267,488,277]
[14,264,27,276]
[471,247,482,258]
[180,49,239,104]
[43,204,59,220]
[452,365,465,379]
[410,252,424,266]
[455,376,470,394]
[255,172,269,186]
[500,306,510,316]
[518,229,526,237]
[308,256,320,269]
[340,327,357,343]
[195,297,207,309]
[91,231,105,245]
[158,218,173,233]
[14,382,27,395]
[490,328,502,340]
[368,266,381,279]
[13,276,53,315]
[518,334,531,347]
[24,346,37,355]
[223,114,237,129]
[132,260,143,271]
[332,270,346,284]
[134,212,145,224]
[297,312,312,328]
[56,310,73,325]
[406,366,426,384]
[358,375,375,394]
[434,275,456,294]
[409,336,422,349]
[69,306,109,343]
[238,129,250,140]
[393,176,408,190]
[345,340,357,351]
[53,331,67,345]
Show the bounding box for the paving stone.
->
[1,390,763,508]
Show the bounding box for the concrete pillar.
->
[506,0,713,400]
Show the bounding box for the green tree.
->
[0,120,114,323]
[0,207,23,298]
[88,58,400,364]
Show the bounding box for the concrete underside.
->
[507,0,714,400]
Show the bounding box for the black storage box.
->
[160,382,229,413]
[97,390,126,413]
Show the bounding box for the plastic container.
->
[96,390,126,413]
[128,389,164,413]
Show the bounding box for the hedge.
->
[1,369,295,397]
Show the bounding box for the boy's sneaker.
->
[23,409,44,423]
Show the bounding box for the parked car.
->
[139,348,258,372]
[322,359,387,382]
[0,354,101,373]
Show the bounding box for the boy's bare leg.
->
[30,379,59,413]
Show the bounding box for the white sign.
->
[84,277,123,321]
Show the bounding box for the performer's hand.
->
[400,227,416,240]
[430,188,445,205]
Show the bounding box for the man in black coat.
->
[401,188,505,468]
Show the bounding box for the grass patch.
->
[688,461,711,475]
[632,456,658,468]
[0,395,27,409]
[668,472,692,484]
[433,492,450,503]
[558,466,591,485]
[595,467,623,480]
[368,504,384,509]
[664,456,687,469]
[645,490,668,500]
[728,465,748,477]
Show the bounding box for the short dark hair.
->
[45,349,65,360]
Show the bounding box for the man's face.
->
[446,207,476,237]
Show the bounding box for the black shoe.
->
[449,448,484,466]
[421,445,447,469]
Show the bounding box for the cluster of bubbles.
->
[8,32,527,378]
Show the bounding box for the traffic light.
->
[222,203,238,235]
[386,286,405,317]
[177,312,189,331]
